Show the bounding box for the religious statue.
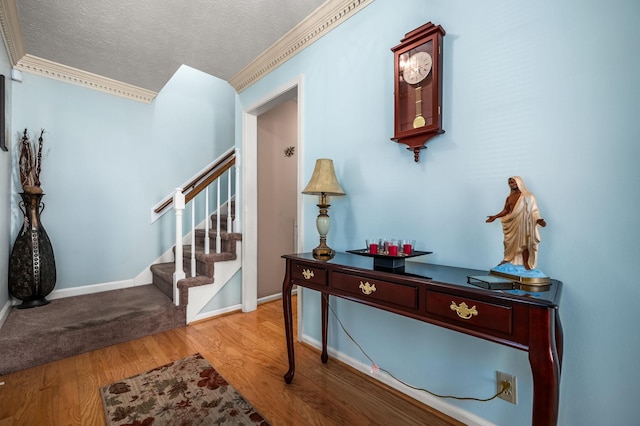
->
[486,176,549,283]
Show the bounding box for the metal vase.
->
[8,192,57,309]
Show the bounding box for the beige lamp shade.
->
[302,159,346,196]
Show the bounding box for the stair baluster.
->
[190,202,196,277]
[216,179,222,253]
[227,170,232,233]
[173,188,186,306]
[204,188,210,254]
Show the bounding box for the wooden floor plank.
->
[0,296,463,426]
[56,356,83,426]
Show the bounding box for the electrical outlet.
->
[496,371,517,404]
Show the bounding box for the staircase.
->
[150,205,242,324]
[0,152,241,374]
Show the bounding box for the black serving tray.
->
[347,248,432,271]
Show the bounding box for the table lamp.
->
[302,159,346,260]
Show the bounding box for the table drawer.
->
[333,272,418,310]
[426,291,512,334]
[291,263,328,287]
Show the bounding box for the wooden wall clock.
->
[391,22,445,162]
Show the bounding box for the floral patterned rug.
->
[100,353,270,426]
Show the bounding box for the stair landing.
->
[0,285,185,375]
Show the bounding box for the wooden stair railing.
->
[154,148,236,215]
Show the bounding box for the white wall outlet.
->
[497,371,517,404]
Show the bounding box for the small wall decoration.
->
[0,75,6,151]
[284,146,295,157]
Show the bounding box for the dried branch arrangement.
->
[19,128,46,194]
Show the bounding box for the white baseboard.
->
[257,289,297,305]
[190,303,243,323]
[189,289,297,323]
[300,334,495,426]
[0,299,12,329]
[47,278,149,300]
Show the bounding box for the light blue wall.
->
[10,65,235,289]
[238,0,640,424]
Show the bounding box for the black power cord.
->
[326,296,510,402]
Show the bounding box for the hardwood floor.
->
[0,296,463,425]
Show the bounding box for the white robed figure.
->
[486,176,547,279]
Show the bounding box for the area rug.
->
[100,353,270,426]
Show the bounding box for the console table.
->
[281,252,562,426]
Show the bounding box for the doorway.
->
[241,78,304,313]
[256,99,298,299]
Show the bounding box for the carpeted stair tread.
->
[0,285,186,375]
[150,262,174,280]
[188,234,242,254]
[149,262,218,289]
[194,230,243,241]
[181,248,237,263]
[177,275,215,289]
[150,262,175,299]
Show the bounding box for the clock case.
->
[391,22,445,162]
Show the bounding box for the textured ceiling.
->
[15,0,327,92]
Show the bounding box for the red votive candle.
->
[388,245,398,256]
[403,243,412,255]
[369,243,379,254]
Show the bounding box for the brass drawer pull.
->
[450,301,478,319]
[359,281,376,295]
[302,269,315,280]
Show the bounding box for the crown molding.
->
[0,0,25,65]
[0,0,156,103]
[229,0,374,93]
[15,54,157,103]
[1,0,373,101]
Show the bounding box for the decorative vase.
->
[8,192,57,309]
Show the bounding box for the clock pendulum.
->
[413,85,426,128]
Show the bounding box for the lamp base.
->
[311,200,335,260]
[312,244,335,260]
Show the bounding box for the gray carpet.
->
[0,284,186,376]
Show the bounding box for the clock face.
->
[402,52,432,85]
